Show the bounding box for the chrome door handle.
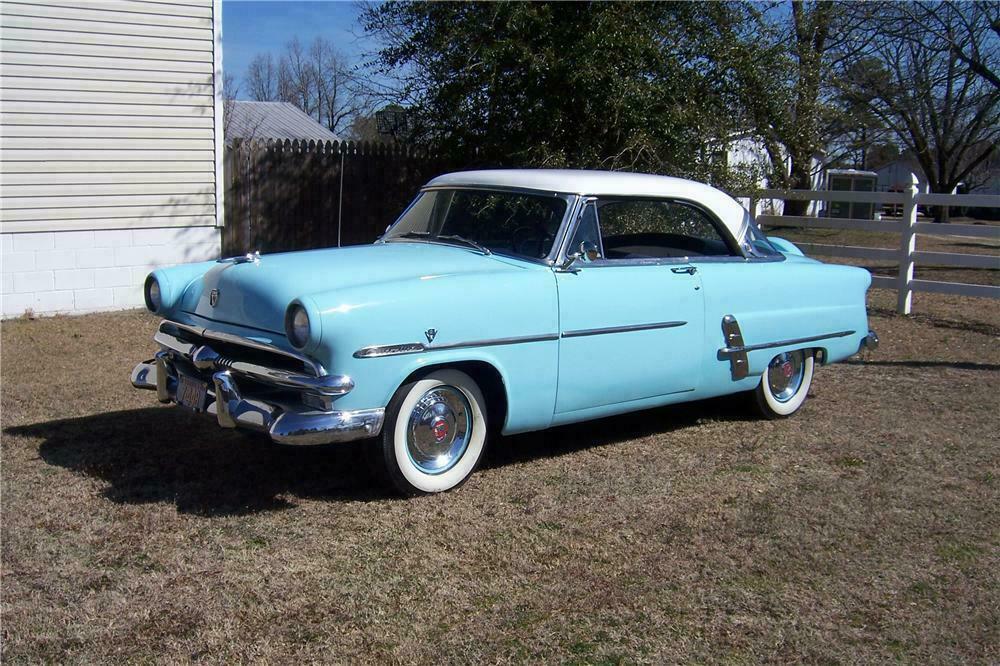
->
[671,266,697,275]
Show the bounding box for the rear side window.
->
[592,199,736,260]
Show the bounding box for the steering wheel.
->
[511,225,554,258]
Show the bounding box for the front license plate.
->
[176,375,208,412]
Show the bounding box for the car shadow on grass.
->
[489,394,752,469]
[7,406,386,516]
[8,395,752,516]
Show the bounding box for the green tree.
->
[717,1,848,214]
[361,1,762,188]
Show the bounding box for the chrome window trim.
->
[562,321,687,338]
[354,333,559,359]
[554,194,748,267]
[553,194,588,265]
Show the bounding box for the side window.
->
[597,199,735,259]
[567,201,603,258]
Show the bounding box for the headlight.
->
[286,303,310,348]
[144,276,161,313]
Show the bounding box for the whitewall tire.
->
[753,350,814,419]
[378,369,488,495]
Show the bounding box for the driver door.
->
[554,199,707,416]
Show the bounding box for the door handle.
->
[671,266,697,275]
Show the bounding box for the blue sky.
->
[222,1,374,99]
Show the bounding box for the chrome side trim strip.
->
[354,343,426,359]
[717,314,855,381]
[720,329,856,355]
[561,321,687,338]
[160,320,326,377]
[433,333,559,350]
[353,323,688,358]
[354,333,559,359]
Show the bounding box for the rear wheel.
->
[377,369,488,495]
[753,349,814,418]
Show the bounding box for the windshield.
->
[382,189,569,260]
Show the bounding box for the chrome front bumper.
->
[131,321,384,446]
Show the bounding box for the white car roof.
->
[425,169,750,242]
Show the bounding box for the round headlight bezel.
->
[285,303,310,349]
[144,275,162,313]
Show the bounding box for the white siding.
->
[0,0,223,317]
[0,0,221,234]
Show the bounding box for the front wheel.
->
[377,369,488,495]
[753,349,814,418]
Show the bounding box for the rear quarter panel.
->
[696,255,871,397]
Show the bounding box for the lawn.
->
[2,289,998,663]
[762,215,1000,288]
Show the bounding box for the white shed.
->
[0,0,224,318]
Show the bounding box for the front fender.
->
[147,260,217,318]
[304,265,561,434]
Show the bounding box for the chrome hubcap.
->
[406,385,472,475]
[767,351,805,403]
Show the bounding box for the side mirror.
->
[579,240,600,262]
[558,240,600,271]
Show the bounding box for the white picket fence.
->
[747,186,1000,314]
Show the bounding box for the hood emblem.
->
[425,328,437,343]
[209,289,220,307]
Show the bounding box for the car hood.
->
[178,242,536,335]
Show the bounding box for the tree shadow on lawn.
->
[8,395,750,517]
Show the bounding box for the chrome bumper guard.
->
[131,322,384,445]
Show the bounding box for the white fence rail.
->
[747,187,1000,314]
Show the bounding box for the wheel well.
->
[404,361,508,433]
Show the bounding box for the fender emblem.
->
[425,328,437,343]
[209,289,220,307]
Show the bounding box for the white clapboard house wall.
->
[0,0,224,317]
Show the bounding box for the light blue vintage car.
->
[132,170,878,494]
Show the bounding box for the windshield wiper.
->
[437,234,492,255]
[385,231,491,255]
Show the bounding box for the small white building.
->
[726,136,826,216]
[874,159,931,195]
[1,0,224,318]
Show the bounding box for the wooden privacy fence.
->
[748,187,1000,314]
[223,139,462,255]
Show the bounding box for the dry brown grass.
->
[2,290,998,663]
